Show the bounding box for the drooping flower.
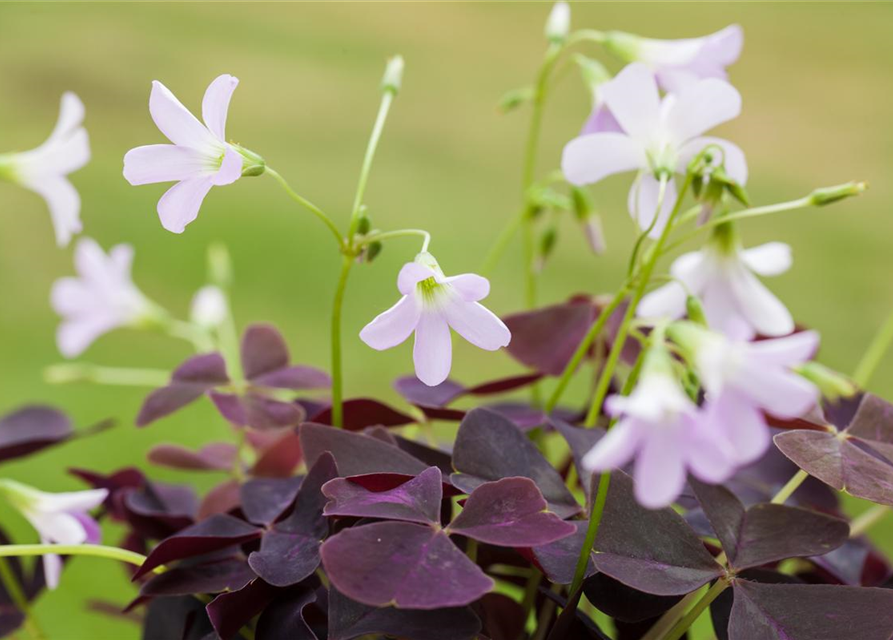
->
[582,347,736,508]
[190,284,228,329]
[123,74,256,234]
[0,480,107,589]
[51,237,158,357]
[604,25,743,92]
[638,224,793,340]
[0,92,90,247]
[562,63,746,237]
[360,252,511,386]
[669,321,820,464]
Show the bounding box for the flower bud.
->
[381,55,405,95]
[685,295,708,327]
[536,225,558,273]
[190,285,228,329]
[583,215,606,255]
[808,181,867,206]
[232,144,265,177]
[545,2,571,43]
[498,86,534,113]
[602,30,641,62]
[207,243,233,289]
[795,362,857,402]
[357,211,372,236]
[364,241,383,263]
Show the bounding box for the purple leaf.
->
[69,466,145,522]
[248,453,337,587]
[550,418,605,496]
[323,467,443,525]
[147,442,237,472]
[143,595,216,640]
[250,430,304,478]
[327,586,481,640]
[240,476,304,526]
[137,353,229,427]
[313,399,415,430]
[210,391,305,431]
[474,593,526,640]
[207,578,279,640]
[710,569,802,640]
[531,520,595,585]
[0,405,72,463]
[690,478,848,571]
[123,481,197,539]
[140,558,256,597]
[447,477,575,546]
[503,298,598,375]
[300,423,428,477]
[728,580,893,640]
[591,471,722,595]
[466,373,544,396]
[134,514,263,579]
[811,537,891,586]
[256,589,318,640]
[390,434,454,475]
[451,409,580,519]
[394,376,465,408]
[583,573,683,624]
[241,324,330,390]
[321,521,493,609]
[198,479,242,520]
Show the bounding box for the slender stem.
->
[0,557,45,640]
[0,544,149,568]
[44,363,170,387]
[218,292,245,388]
[266,167,344,248]
[347,90,396,240]
[466,539,478,564]
[566,28,607,46]
[641,591,701,640]
[662,579,729,640]
[357,228,430,252]
[519,569,543,620]
[330,255,354,428]
[853,303,893,388]
[849,504,890,538]
[771,469,809,505]
[481,206,525,275]
[568,471,610,596]
[165,319,214,352]
[532,582,562,640]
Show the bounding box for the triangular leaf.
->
[323,467,443,525]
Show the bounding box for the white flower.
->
[0,480,107,589]
[51,238,157,357]
[190,285,228,329]
[545,2,571,43]
[0,93,90,246]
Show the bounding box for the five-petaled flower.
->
[123,74,251,234]
[360,252,511,387]
[562,62,746,238]
[51,237,158,358]
[0,92,90,247]
[0,480,107,589]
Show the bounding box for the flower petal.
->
[581,419,641,471]
[581,103,623,135]
[156,175,215,234]
[701,25,744,67]
[397,262,435,295]
[42,551,62,590]
[747,330,819,368]
[634,427,686,508]
[707,391,771,464]
[676,136,747,185]
[700,268,755,340]
[21,176,82,247]
[123,144,210,185]
[28,511,88,546]
[33,488,108,514]
[734,362,819,419]
[442,274,490,302]
[202,74,239,140]
[360,295,421,350]
[49,93,86,144]
[638,251,706,321]
[561,132,646,186]
[443,299,511,351]
[600,63,661,140]
[57,316,119,358]
[627,173,677,238]
[685,415,737,483]
[666,79,741,143]
[413,313,452,386]
[212,145,242,186]
[740,242,792,276]
[727,262,794,337]
[149,80,218,150]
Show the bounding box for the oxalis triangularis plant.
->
[0,3,890,640]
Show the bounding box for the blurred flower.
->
[360,252,511,386]
[670,322,820,464]
[190,285,228,329]
[51,238,157,357]
[604,25,743,92]
[123,74,247,234]
[0,92,90,247]
[0,480,107,589]
[545,2,571,43]
[562,63,746,238]
[639,228,793,340]
[582,347,735,508]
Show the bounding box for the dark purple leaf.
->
[300,423,428,477]
[0,405,72,463]
[240,324,330,390]
[70,467,145,521]
[143,595,216,640]
[327,585,481,640]
[240,476,304,526]
[321,521,493,608]
[147,442,237,472]
[466,373,544,396]
[256,589,318,640]
[542,587,610,640]
[248,453,337,587]
[323,466,443,525]
[313,399,415,430]
[207,578,279,640]
[550,418,605,496]
[451,409,580,519]
[474,593,526,640]
[134,514,263,579]
[583,573,683,624]
[394,377,465,408]
[532,520,595,584]
[447,477,575,546]
[811,537,891,586]
[140,558,255,597]
[137,353,229,427]
[591,472,722,595]
[391,434,454,475]
[503,298,598,375]
[710,569,802,640]
[250,430,304,478]
[690,478,848,571]
[210,391,305,431]
[124,481,197,539]
[728,580,893,640]
[198,479,242,520]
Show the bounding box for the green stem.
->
[853,303,893,388]
[0,557,45,640]
[0,544,149,568]
[165,318,214,352]
[662,579,729,640]
[266,167,344,248]
[357,228,430,252]
[849,504,890,538]
[770,469,809,505]
[44,363,170,387]
[466,539,478,564]
[481,206,526,275]
[519,569,543,620]
[330,255,354,428]
[641,591,701,640]
[568,471,610,596]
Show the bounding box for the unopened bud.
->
[381,55,404,95]
[583,215,606,255]
[357,211,372,236]
[795,362,858,402]
[233,144,265,177]
[809,181,867,206]
[498,86,534,113]
[602,30,641,63]
[535,226,558,273]
[190,285,228,329]
[365,241,383,263]
[545,2,571,43]
[685,296,708,327]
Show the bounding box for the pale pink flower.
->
[360,253,511,386]
[639,238,793,340]
[582,350,736,508]
[0,93,90,246]
[51,238,156,357]
[562,63,745,238]
[123,74,246,233]
[0,480,107,589]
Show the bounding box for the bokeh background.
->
[0,2,891,638]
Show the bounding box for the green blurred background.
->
[0,2,891,638]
